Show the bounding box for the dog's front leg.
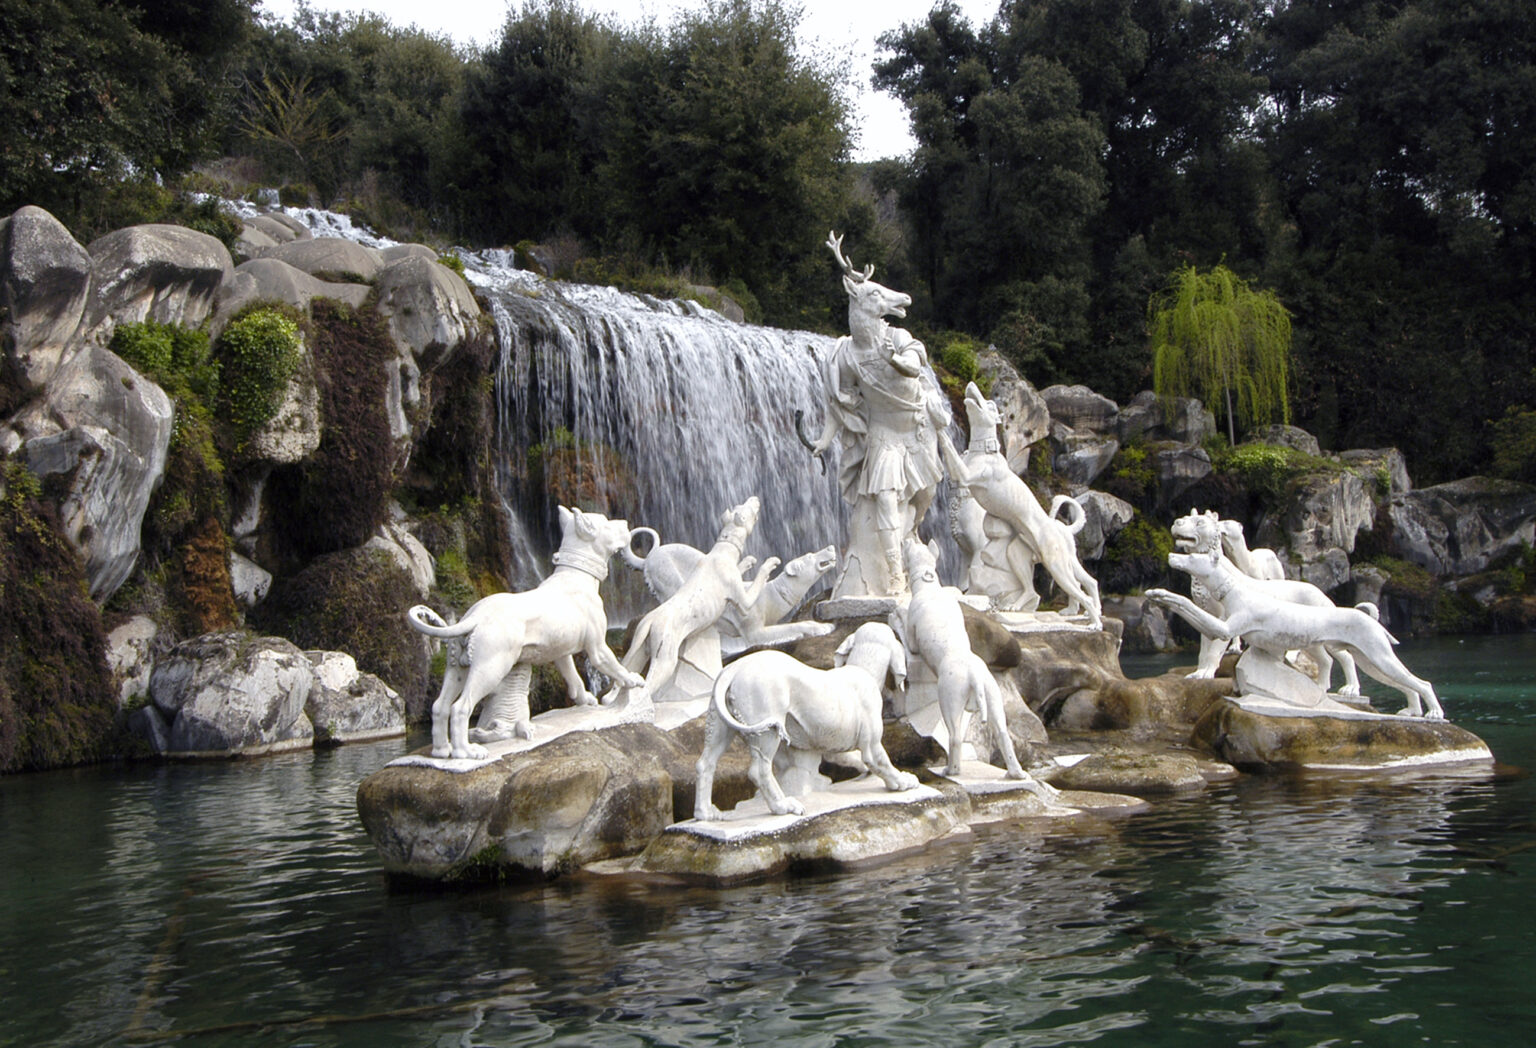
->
[1144,589,1235,641]
[587,638,644,695]
[554,653,597,707]
[734,557,782,611]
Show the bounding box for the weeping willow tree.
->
[1149,264,1291,444]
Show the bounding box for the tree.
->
[1150,263,1291,444]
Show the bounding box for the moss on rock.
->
[0,462,117,771]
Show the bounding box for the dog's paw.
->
[759,557,781,576]
[694,804,722,822]
[430,745,452,759]
[893,772,920,791]
[806,621,836,637]
[1339,683,1361,698]
[1143,588,1174,604]
[1185,666,1217,680]
[619,670,645,689]
[454,742,490,760]
[514,721,535,740]
[775,798,805,816]
[573,690,599,707]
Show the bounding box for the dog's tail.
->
[710,659,789,742]
[1049,495,1087,535]
[620,526,659,571]
[406,605,474,638]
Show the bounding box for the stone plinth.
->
[1192,695,1493,772]
[622,777,963,884]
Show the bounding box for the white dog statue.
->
[620,496,780,698]
[1146,546,1444,718]
[694,622,919,820]
[623,535,837,654]
[1172,509,1362,695]
[406,506,646,760]
[940,382,1102,628]
[899,540,1030,779]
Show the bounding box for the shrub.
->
[215,307,303,451]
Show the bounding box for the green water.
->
[2,636,1533,1047]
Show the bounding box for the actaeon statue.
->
[806,232,950,598]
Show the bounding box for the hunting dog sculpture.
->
[940,382,1102,628]
[1147,546,1443,718]
[406,507,644,760]
[694,622,918,820]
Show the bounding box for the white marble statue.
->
[806,232,950,598]
[406,507,646,759]
[1146,546,1444,718]
[623,534,837,654]
[939,382,1102,628]
[950,490,1041,612]
[694,622,919,820]
[1172,509,1361,694]
[620,496,780,699]
[898,540,1029,779]
[1217,518,1286,581]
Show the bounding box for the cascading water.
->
[466,254,848,621]
[224,203,958,622]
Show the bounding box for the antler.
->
[826,230,874,283]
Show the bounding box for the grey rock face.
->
[211,258,369,336]
[1388,477,1536,576]
[245,331,321,464]
[106,615,159,707]
[10,344,173,599]
[1245,424,1321,456]
[0,206,93,388]
[305,650,406,744]
[84,224,233,342]
[1042,384,1119,435]
[149,633,316,756]
[1051,427,1120,491]
[260,237,383,283]
[1074,490,1135,561]
[1338,446,1411,496]
[1115,391,1215,445]
[228,552,273,607]
[1151,443,1213,509]
[1103,594,1178,653]
[1267,468,1376,564]
[372,254,482,445]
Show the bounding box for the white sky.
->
[256,0,1003,160]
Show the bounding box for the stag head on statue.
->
[827,231,911,333]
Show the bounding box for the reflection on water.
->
[1,637,1533,1047]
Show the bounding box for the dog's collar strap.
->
[971,435,1000,454]
[552,548,609,581]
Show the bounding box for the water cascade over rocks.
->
[467,255,847,619]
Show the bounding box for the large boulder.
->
[1051,426,1119,491]
[1115,391,1215,446]
[148,632,316,756]
[1151,442,1213,509]
[260,237,383,283]
[1042,384,1118,435]
[372,254,482,445]
[1388,477,1536,576]
[1191,695,1492,771]
[1245,424,1320,456]
[305,650,407,744]
[1339,447,1411,496]
[245,327,322,465]
[210,257,369,336]
[975,347,1050,473]
[0,206,92,389]
[106,615,159,707]
[84,224,232,343]
[1103,594,1178,653]
[357,723,686,880]
[5,344,173,599]
[1074,490,1135,561]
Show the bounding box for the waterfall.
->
[466,255,847,621]
[225,203,959,621]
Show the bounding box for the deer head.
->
[827,231,911,326]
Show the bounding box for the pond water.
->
[2,636,1533,1047]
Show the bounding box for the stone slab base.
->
[927,759,1144,822]
[621,777,963,884]
[388,689,655,774]
[1193,695,1494,771]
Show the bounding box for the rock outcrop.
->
[0,206,93,388]
[84,224,232,343]
[1388,477,1536,577]
[147,633,316,757]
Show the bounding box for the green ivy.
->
[215,306,302,450]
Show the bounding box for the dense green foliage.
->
[1150,264,1291,443]
[214,307,303,451]
[3,0,1534,479]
